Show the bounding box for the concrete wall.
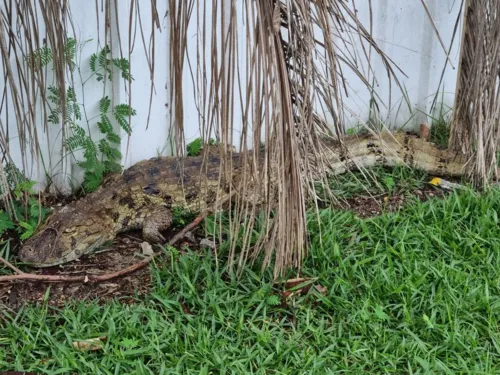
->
[1,0,463,190]
[340,0,461,130]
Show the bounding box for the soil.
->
[333,184,447,218]
[0,184,448,310]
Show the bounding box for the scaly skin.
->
[18,132,471,267]
[18,153,243,267]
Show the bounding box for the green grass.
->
[427,100,451,149]
[2,188,500,373]
[429,115,450,149]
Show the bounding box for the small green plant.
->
[0,164,50,241]
[64,94,136,192]
[266,294,281,307]
[89,45,132,82]
[346,123,364,135]
[0,210,15,237]
[419,99,451,149]
[33,39,137,193]
[186,137,216,156]
[26,37,76,71]
[382,176,396,192]
[171,207,197,227]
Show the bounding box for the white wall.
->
[1,0,463,190]
[339,0,461,129]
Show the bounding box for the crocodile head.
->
[18,208,113,267]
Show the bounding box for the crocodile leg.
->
[141,206,173,244]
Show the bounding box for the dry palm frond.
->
[449,0,500,186]
[190,0,407,277]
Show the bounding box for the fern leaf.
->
[40,47,53,67]
[83,171,104,193]
[47,86,60,104]
[64,37,77,68]
[114,104,137,117]
[73,102,82,121]
[98,45,111,66]
[65,125,88,150]
[29,202,50,219]
[106,132,121,144]
[90,53,97,73]
[113,104,136,136]
[83,138,98,160]
[266,295,280,306]
[65,134,85,151]
[48,108,60,124]
[97,122,109,135]
[72,125,87,139]
[98,139,122,160]
[98,114,113,134]
[103,160,122,173]
[113,58,133,80]
[0,210,15,234]
[77,159,95,171]
[67,86,77,102]
[108,148,122,160]
[97,139,110,154]
[65,103,74,122]
[18,221,35,240]
[26,46,53,68]
[100,96,111,114]
[97,45,112,80]
[114,115,131,135]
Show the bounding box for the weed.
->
[0,164,50,241]
[424,100,452,148]
[29,39,136,193]
[171,207,197,227]
[186,137,216,157]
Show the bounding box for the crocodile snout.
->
[18,228,61,267]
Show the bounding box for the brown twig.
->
[0,256,152,283]
[0,257,24,275]
[0,193,234,283]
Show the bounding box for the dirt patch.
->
[0,227,207,311]
[0,185,448,310]
[334,185,447,218]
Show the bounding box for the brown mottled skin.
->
[19,132,471,267]
[19,152,247,267]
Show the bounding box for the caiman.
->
[18,132,469,267]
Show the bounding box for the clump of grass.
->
[429,115,450,148]
[428,102,452,148]
[2,188,500,373]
